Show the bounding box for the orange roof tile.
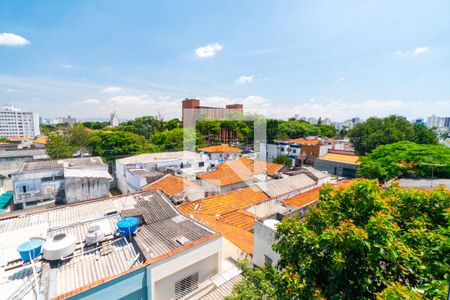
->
[218,157,283,176]
[34,136,48,144]
[283,180,355,208]
[285,138,320,145]
[177,187,268,254]
[198,144,242,153]
[197,167,254,187]
[318,153,360,165]
[178,186,269,216]
[8,136,33,141]
[142,175,202,196]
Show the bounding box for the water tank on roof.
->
[42,233,76,261]
[263,219,280,230]
[17,239,44,263]
[85,225,105,245]
[117,217,139,237]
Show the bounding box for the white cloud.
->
[73,98,102,105]
[108,94,152,106]
[236,75,254,84]
[394,50,403,56]
[195,43,223,58]
[413,46,430,56]
[101,86,122,94]
[60,64,73,69]
[0,33,30,46]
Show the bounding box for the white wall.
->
[149,236,222,300]
[253,221,280,267]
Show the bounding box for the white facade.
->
[0,104,40,138]
[110,111,119,127]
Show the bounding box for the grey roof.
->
[0,148,47,159]
[0,190,216,299]
[398,178,450,190]
[255,174,316,198]
[18,156,106,173]
[201,267,243,300]
[117,151,201,164]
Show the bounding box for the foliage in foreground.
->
[358,141,450,181]
[228,180,450,299]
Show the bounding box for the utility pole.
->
[420,155,447,188]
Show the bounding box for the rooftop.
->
[116,151,201,164]
[255,174,316,198]
[283,180,354,208]
[142,174,203,197]
[33,137,48,145]
[0,190,217,299]
[397,178,450,190]
[16,157,106,173]
[317,153,360,165]
[283,137,320,145]
[198,145,242,153]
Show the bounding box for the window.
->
[198,161,205,167]
[264,255,273,265]
[22,185,27,193]
[175,272,199,299]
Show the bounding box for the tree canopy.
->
[273,155,292,168]
[348,116,438,155]
[359,141,450,181]
[228,180,450,299]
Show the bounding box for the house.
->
[197,157,283,194]
[178,187,269,258]
[142,174,206,203]
[33,136,48,149]
[11,157,111,209]
[314,152,360,178]
[253,180,353,267]
[198,144,242,162]
[0,190,227,300]
[0,147,48,191]
[116,151,209,194]
[284,166,331,185]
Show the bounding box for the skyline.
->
[1,1,450,120]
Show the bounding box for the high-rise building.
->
[110,111,119,127]
[181,98,243,126]
[0,104,40,138]
[426,114,439,128]
[55,115,77,125]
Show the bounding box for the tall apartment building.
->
[110,110,119,127]
[182,98,243,127]
[55,115,77,125]
[0,104,40,138]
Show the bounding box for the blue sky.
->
[1,1,449,120]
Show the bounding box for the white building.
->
[110,111,119,127]
[0,104,40,138]
[116,151,210,194]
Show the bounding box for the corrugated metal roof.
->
[200,267,243,300]
[255,174,316,198]
[0,190,216,299]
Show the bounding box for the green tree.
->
[317,124,336,137]
[266,119,281,143]
[46,135,75,159]
[273,155,292,168]
[117,115,165,140]
[151,128,206,151]
[358,141,450,181]
[228,180,450,299]
[64,124,90,154]
[348,115,437,155]
[277,120,318,139]
[88,131,157,162]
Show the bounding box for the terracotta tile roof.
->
[178,186,269,216]
[218,210,259,231]
[285,137,320,145]
[197,167,254,187]
[177,186,269,254]
[318,153,360,165]
[218,157,283,176]
[198,144,242,153]
[142,175,202,196]
[197,158,283,187]
[283,180,355,208]
[8,136,33,141]
[34,136,48,144]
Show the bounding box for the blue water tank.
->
[117,217,139,236]
[17,239,44,262]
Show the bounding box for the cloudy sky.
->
[1,1,449,121]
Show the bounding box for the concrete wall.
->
[253,220,280,267]
[245,198,287,219]
[65,177,110,203]
[150,236,222,300]
[199,179,252,194]
[222,237,251,262]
